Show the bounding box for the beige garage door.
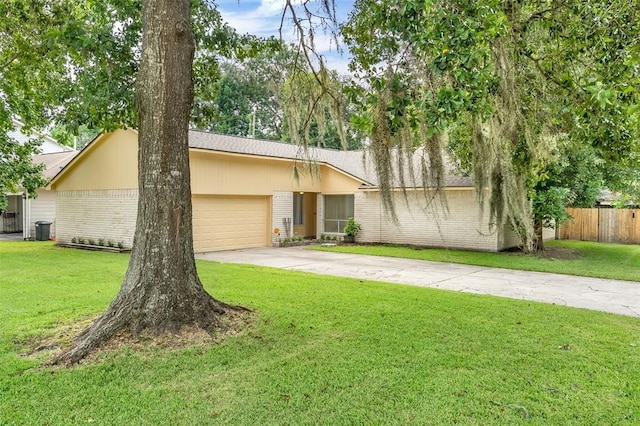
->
[192,196,269,252]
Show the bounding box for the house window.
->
[293,193,303,225]
[324,194,354,233]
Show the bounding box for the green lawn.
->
[311,240,640,282]
[1,241,639,425]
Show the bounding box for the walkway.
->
[197,246,640,318]
[0,232,23,241]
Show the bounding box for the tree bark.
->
[53,0,241,365]
[533,218,544,252]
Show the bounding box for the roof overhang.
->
[358,185,475,191]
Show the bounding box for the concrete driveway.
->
[0,233,23,241]
[197,246,640,318]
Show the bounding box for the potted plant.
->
[343,216,361,243]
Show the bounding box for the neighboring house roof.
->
[9,119,74,154]
[597,188,637,207]
[597,188,616,206]
[33,151,79,181]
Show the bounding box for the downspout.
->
[22,192,30,240]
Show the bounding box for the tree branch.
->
[0,53,20,73]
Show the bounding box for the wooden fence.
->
[558,208,640,244]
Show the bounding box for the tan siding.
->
[192,196,269,252]
[357,189,499,251]
[56,190,138,247]
[52,131,363,194]
[318,166,365,194]
[50,131,365,250]
[51,129,138,191]
[189,151,362,195]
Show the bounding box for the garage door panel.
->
[193,196,269,252]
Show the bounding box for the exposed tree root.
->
[48,282,249,366]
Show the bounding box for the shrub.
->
[343,217,361,237]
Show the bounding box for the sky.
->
[216,0,355,75]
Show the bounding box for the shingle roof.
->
[188,130,376,185]
[187,130,473,188]
[33,151,79,180]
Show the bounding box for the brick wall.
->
[272,191,293,242]
[354,191,381,243]
[356,189,500,251]
[56,189,138,248]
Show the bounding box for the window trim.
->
[323,194,354,234]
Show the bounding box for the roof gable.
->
[49,129,138,190]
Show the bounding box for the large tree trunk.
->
[53,0,240,365]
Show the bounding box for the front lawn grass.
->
[1,241,639,425]
[311,240,640,282]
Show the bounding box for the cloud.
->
[217,0,311,35]
[218,1,281,37]
[217,0,353,73]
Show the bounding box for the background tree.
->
[1,0,253,206]
[0,0,69,209]
[531,141,605,249]
[281,67,362,150]
[199,50,287,139]
[198,44,362,150]
[343,0,640,252]
[50,125,99,150]
[0,131,46,211]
